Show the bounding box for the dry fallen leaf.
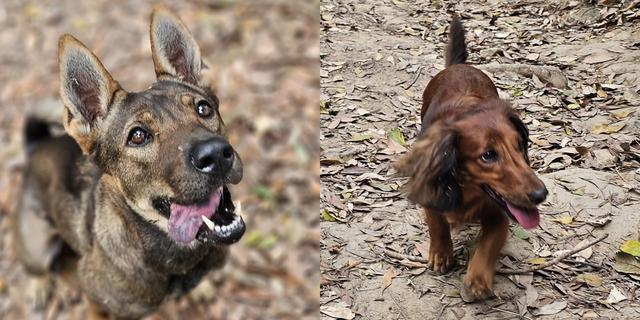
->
[415,242,430,261]
[320,303,356,320]
[590,122,626,134]
[606,285,627,304]
[577,246,593,260]
[613,252,640,275]
[591,148,617,168]
[534,301,567,315]
[611,108,634,119]
[348,132,374,142]
[529,136,550,147]
[525,53,539,61]
[382,267,398,292]
[586,217,612,227]
[347,258,362,269]
[576,273,603,287]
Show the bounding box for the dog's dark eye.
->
[127,127,152,147]
[481,149,498,163]
[196,100,214,118]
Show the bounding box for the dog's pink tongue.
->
[506,203,540,229]
[168,187,222,243]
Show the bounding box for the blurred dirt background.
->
[321,0,639,319]
[0,0,319,319]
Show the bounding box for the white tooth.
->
[202,216,214,230]
[214,225,221,233]
[222,225,229,232]
[235,201,243,219]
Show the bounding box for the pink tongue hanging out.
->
[506,202,540,229]
[168,187,223,243]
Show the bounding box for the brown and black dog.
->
[13,6,245,318]
[395,17,548,301]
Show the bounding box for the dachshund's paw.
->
[428,247,454,274]
[461,274,493,302]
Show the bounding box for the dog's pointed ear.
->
[150,6,202,84]
[508,112,530,163]
[59,34,122,154]
[394,124,462,211]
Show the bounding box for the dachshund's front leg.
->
[462,212,508,301]
[424,208,454,274]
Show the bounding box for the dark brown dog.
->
[395,17,548,301]
[13,6,245,318]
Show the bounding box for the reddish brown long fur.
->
[394,17,547,301]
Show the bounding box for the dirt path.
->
[320,1,640,319]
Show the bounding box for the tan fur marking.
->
[181,94,193,107]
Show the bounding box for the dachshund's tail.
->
[445,16,467,67]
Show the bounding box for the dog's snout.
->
[190,137,235,174]
[528,187,548,205]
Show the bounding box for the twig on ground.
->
[436,301,451,319]
[579,177,606,200]
[614,168,628,183]
[554,93,580,118]
[497,233,608,275]
[626,0,640,10]
[390,293,410,319]
[377,233,609,275]
[403,66,423,90]
[489,306,533,320]
[378,245,429,263]
[561,258,603,269]
[477,63,568,89]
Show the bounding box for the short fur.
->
[13,6,242,318]
[395,17,547,301]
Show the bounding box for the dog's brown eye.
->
[127,127,152,147]
[196,100,214,118]
[481,149,498,163]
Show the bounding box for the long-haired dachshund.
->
[394,17,548,301]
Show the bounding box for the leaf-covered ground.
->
[320,0,639,319]
[0,0,319,319]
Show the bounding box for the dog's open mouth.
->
[155,186,245,245]
[481,185,540,229]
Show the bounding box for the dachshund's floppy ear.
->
[508,112,530,163]
[394,123,461,212]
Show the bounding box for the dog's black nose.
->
[190,137,235,174]
[528,187,548,205]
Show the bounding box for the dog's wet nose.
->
[190,137,235,174]
[528,187,548,205]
